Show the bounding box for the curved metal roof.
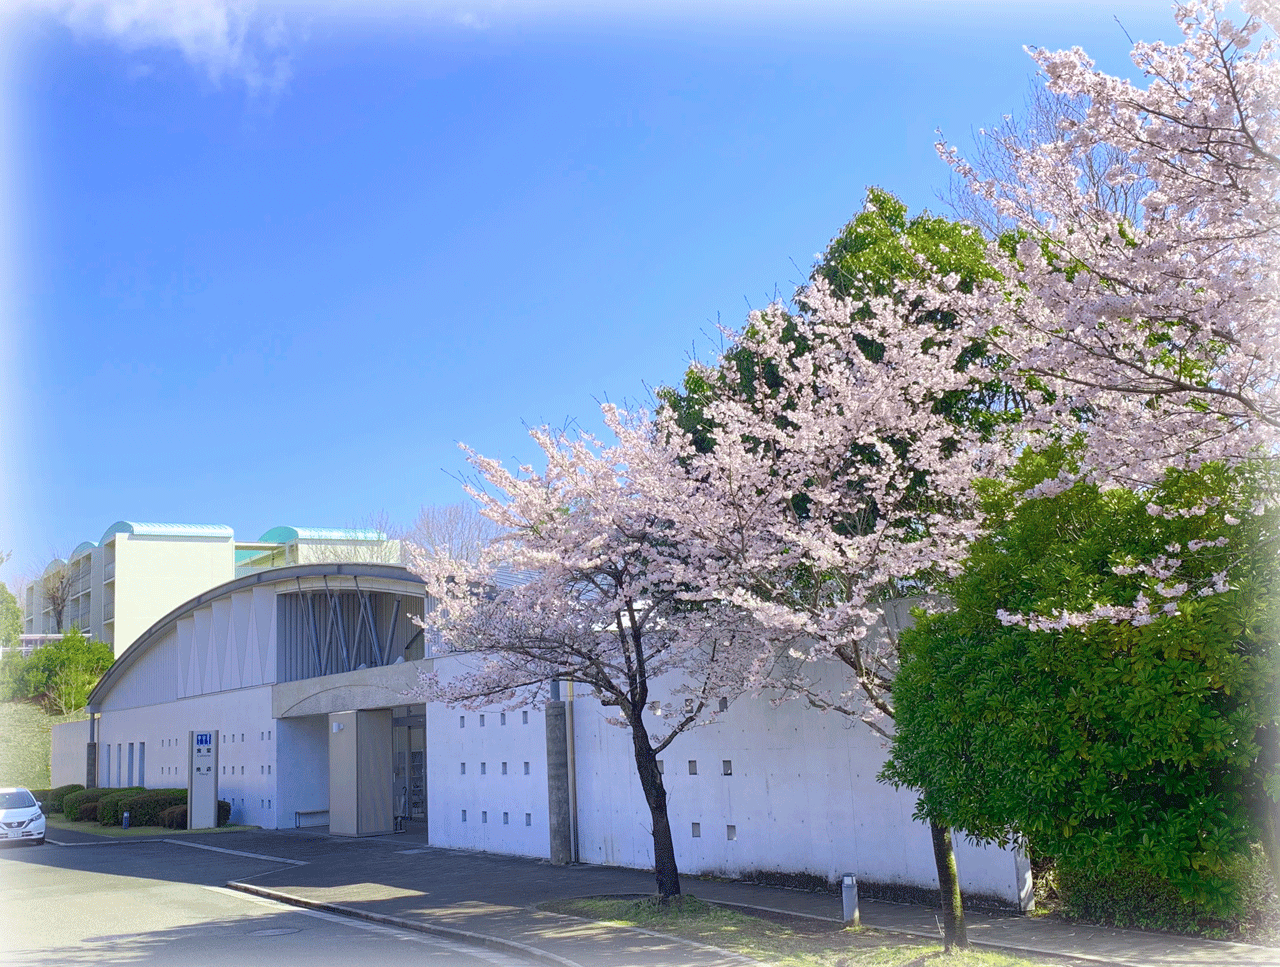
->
[70,541,98,560]
[87,562,427,710]
[99,521,234,544]
[258,526,387,543]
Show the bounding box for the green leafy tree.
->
[0,581,20,654]
[21,628,114,715]
[883,450,1279,913]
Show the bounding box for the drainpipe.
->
[545,680,572,864]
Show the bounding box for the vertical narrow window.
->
[460,762,466,775]
[727,825,737,841]
[460,715,466,728]
[501,762,507,775]
[482,811,488,823]
[722,760,733,776]
[462,810,467,822]
[503,812,509,825]
[479,714,485,727]
[522,711,528,724]
[523,762,530,776]
[480,762,486,775]
[525,813,532,827]
[657,760,664,775]
[500,713,506,725]
[691,823,701,838]
[718,697,729,712]
[687,760,697,775]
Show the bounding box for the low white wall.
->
[51,719,90,788]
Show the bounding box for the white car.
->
[0,788,46,845]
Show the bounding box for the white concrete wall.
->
[426,701,551,859]
[276,715,328,828]
[51,719,90,788]
[95,685,278,828]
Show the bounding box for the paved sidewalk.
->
[164,825,1276,967]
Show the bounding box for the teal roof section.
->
[99,521,234,544]
[71,541,98,560]
[258,526,387,543]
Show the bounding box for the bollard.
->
[122,810,130,830]
[841,873,860,927]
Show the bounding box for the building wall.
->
[109,533,236,655]
[93,686,278,828]
[426,701,552,859]
[51,719,90,788]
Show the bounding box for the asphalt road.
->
[0,839,543,967]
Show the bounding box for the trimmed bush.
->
[63,787,111,819]
[76,801,99,822]
[1057,848,1275,938]
[161,804,186,829]
[120,789,187,828]
[217,799,231,827]
[45,784,85,814]
[96,787,145,826]
[29,788,50,806]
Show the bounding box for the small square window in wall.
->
[500,712,506,725]
[501,762,507,775]
[727,825,737,841]
[722,760,733,776]
[523,762,530,776]
[525,813,532,827]
[460,715,466,728]
[479,714,485,727]
[503,812,509,825]
[522,711,528,724]
[480,762,486,775]
[691,822,701,838]
[687,760,698,775]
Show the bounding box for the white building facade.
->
[54,561,1032,910]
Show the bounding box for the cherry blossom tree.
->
[406,408,757,900]
[945,0,1279,490]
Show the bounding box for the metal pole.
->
[842,873,861,927]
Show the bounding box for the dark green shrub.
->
[76,802,99,822]
[63,787,110,819]
[218,799,231,827]
[161,804,187,829]
[121,789,187,828]
[1057,847,1275,937]
[97,787,145,826]
[45,784,84,813]
[29,788,50,807]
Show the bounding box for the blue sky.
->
[2,0,1186,586]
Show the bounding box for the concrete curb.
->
[227,880,586,967]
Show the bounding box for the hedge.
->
[62,787,111,819]
[160,800,232,829]
[76,802,99,822]
[45,784,85,814]
[96,787,146,826]
[117,789,187,828]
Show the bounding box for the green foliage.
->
[0,582,20,654]
[113,788,188,827]
[218,798,231,827]
[76,801,99,822]
[43,783,85,813]
[97,787,145,826]
[883,453,1279,914]
[61,786,110,819]
[2,629,114,713]
[659,187,1020,453]
[161,804,187,829]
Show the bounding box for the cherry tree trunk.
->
[930,821,968,950]
[631,722,681,899]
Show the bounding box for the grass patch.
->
[44,814,257,838]
[539,896,1089,967]
[0,700,86,789]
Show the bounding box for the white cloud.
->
[38,0,291,97]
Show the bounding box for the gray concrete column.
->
[544,700,572,865]
[85,742,98,790]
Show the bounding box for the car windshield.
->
[0,790,36,809]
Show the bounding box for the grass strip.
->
[45,815,257,838]
[539,895,1094,967]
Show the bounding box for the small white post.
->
[842,873,860,927]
